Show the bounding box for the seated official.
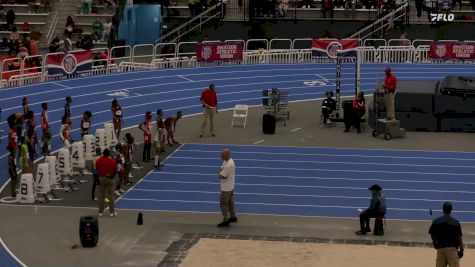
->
[320,91,336,128]
[344,91,366,133]
[356,184,386,235]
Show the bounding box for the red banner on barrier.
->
[47,50,93,76]
[429,41,475,60]
[312,39,358,58]
[196,42,243,62]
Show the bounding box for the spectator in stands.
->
[44,0,51,13]
[92,17,103,42]
[356,184,386,235]
[57,40,67,53]
[415,0,423,17]
[29,37,39,56]
[6,9,15,30]
[64,34,73,51]
[34,0,43,13]
[238,0,243,13]
[64,16,75,39]
[49,36,60,53]
[188,0,197,16]
[104,0,117,12]
[82,35,93,50]
[10,27,19,42]
[17,46,28,60]
[76,36,84,49]
[30,26,42,42]
[169,0,180,16]
[101,18,112,42]
[0,6,6,23]
[439,0,452,11]
[81,0,92,14]
[322,0,334,21]
[0,38,11,55]
[28,0,35,13]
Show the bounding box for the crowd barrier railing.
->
[1,38,472,88]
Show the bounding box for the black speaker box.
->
[397,111,439,132]
[80,216,99,248]
[262,114,276,134]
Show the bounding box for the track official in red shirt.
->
[200,83,218,138]
[95,149,118,217]
[383,67,397,121]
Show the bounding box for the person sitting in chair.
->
[344,91,366,133]
[356,184,386,235]
[320,91,336,128]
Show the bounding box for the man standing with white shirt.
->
[217,149,237,227]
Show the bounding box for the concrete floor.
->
[1,99,475,267]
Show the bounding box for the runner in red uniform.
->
[111,99,122,140]
[138,111,153,162]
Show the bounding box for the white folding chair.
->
[231,104,248,128]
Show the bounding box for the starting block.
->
[104,122,118,147]
[95,129,107,152]
[18,173,36,203]
[83,135,95,161]
[58,148,79,191]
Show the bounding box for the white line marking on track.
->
[117,197,475,213]
[178,75,194,82]
[151,171,475,185]
[291,127,301,132]
[141,180,475,194]
[169,156,475,168]
[51,82,71,89]
[128,188,475,203]
[253,140,265,145]
[163,163,475,176]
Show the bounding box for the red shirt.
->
[353,99,366,112]
[200,89,217,108]
[96,156,117,177]
[384,74,397,93]
[41,110,49,132]
[8,129,18,149]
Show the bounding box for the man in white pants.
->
[217,149,237,227]
[200,84,218,138]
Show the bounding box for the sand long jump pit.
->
[161,234,474,267]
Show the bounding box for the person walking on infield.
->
[356,184,386,235]
[200,84,218,138]
[429,202,464,267]
[383,67,397,121]
[95,148,118,217]
[217,149,237,227]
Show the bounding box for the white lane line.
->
[128,188,475,203]
[178,75,194,82]
[115,143,185,202]
[117,198,475,213]
[151,171,475,185]
[51,82,71,89]
[169,156,475,169]
[163,163,475,177]
[140,180,475,194]
[0,237,28,267]
[177,149,475,161]
[1,74,342,111]
[315,74,329,82]
[291,127,301,132]
[253,140,265,145]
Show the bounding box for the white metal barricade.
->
[243,51,260,65]
[154,42,177,59]
[110,45,132,64]
[8,72,43,87]
[377,46,414,63]
[132,44,155,63]
[414,45,431,63]
[388,39,411,46]
[363,38,387,47]
[358,46,377,63]
[292,38,312,50]
[119,62,154,72]
[177,41,197,58]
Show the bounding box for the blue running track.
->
[1,63,474,187]
[117,143,475,222]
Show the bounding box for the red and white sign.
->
[429,41,475,60]
[196,42,243,62]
